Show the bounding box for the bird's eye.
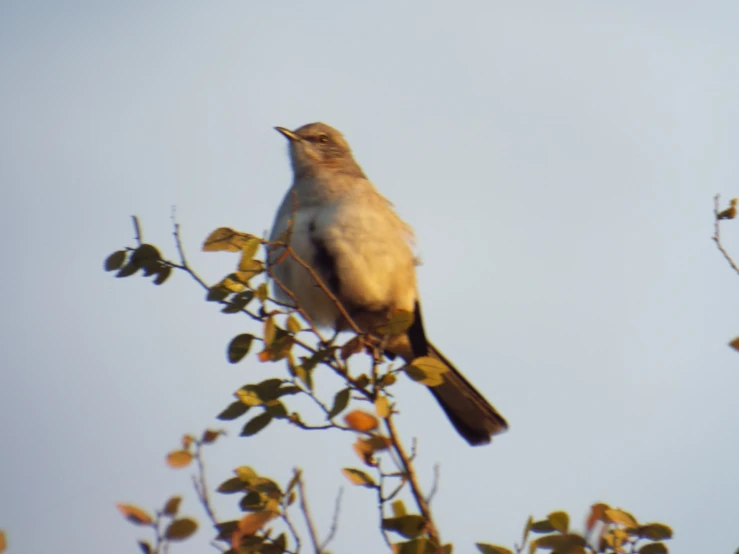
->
[318,134,329,143]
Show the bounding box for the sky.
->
[1,1,739,553]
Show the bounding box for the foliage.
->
[104,216,675,553]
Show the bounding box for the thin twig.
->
[384,414,441,546]
[425,464,441,505]
[295,469,322,554]
[132,215,143,246]
[192,442,218,526]
[712,194,739,276]
[281,511,302,554]
[320,487,343,551]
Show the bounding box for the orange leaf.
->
[231,511,279,548]
[116,503,154,526]
[344,410,379,432]
[166,450,193,469]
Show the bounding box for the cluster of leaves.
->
[106,219,676,554]
[477,505,672,554]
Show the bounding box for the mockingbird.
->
[269,122,507,446]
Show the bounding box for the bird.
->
[268,122,507,446]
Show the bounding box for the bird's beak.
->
[274,127,300,142]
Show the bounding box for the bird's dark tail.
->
[406,302,508,446]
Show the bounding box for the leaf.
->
[639,543,668,554]
[217,477,247,494]
[238,238,261,268]
[218,400,250,420]
[264,318,277,346]
[586,503,609,532]
[153,265,172,285]
[166,450,193,469]
[393,537,438,554]
[228,334,254,363]
[207,285,231,302]
[0,531,6,553]
[405,356,448,387]
[340,335,364,359]
[530,520,555,533]
[214,519,240,540]
[137,540,151,554]
[344,409,379,432]
[239,491,265,512]
[391,500,407,517]
[375,309,415,336]
[729,337,739,351]
[341,467,377,488]
[116,503,154,526]
[638,523,673,541]
[131,244,161,266]
[256,282,269,302]
[286,315,302,334]
[240,412,272,436]
[328,388,351,418]
[116,262,139,278]
[375,395,390,418]
[163,496,182,516]
[222,292,254,314]
[105,250,127,271]
[548,511,569,533]
[605,508,638,527]
[235,466,259,483]
[237,510,278,536]
[236,388,262,407]
[521,515,534,546]
[202,227,252,252]
[201,429,221,443]
[382,515,427,539]
[477,544,514,554]
[530,534,586,553]
[256,378,285,401]
[165,518,198,541]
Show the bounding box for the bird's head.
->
[275,122,364,178]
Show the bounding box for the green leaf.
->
[228,334,254,363]
[639,543,668,554]
[214,519,239,540]
[207,285,230,302]
[328,388,351,418]
[255,378,285,401]
[105,250,127,271]
[529,534,586,554]
[530,520,555,533]
[217,477,247,494]
[382,515,426,539]
[163,496,182,516]
[217,400,250,420]
[239,491,265,512]
[375,309,414,336]
[131,244,161,266]
[265,400,288,419]
[153,265,172,285]
[165,517,198,541]
[547,511,569,533]
[286,315,302,334]
[222,292,254,314]
[341,468,377,488]
[393,538,438,554]
[404,356,448,387]
[240,412,273,436]
[638,524,673,541]
[476,544,514,554]
[116,262,139,278]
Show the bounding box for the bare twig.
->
[191,441,218,527]
[320,487,343,551]
[712,194,739,276]
[425,464,441,505]
[281,511,302,554]
[295,469,322,554]
[384,414,441,546]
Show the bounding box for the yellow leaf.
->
[375,396,390,418]
[116,503,154,526]
[238,238,262,268]
[166,450,193,469]
[341,467,377,488]
[237,510,278,537]
[202,228,253,252]
[344,409,379,432]
[165,518,198,541]
[375,309,415,336]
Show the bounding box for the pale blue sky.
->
[1,2,738,553]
